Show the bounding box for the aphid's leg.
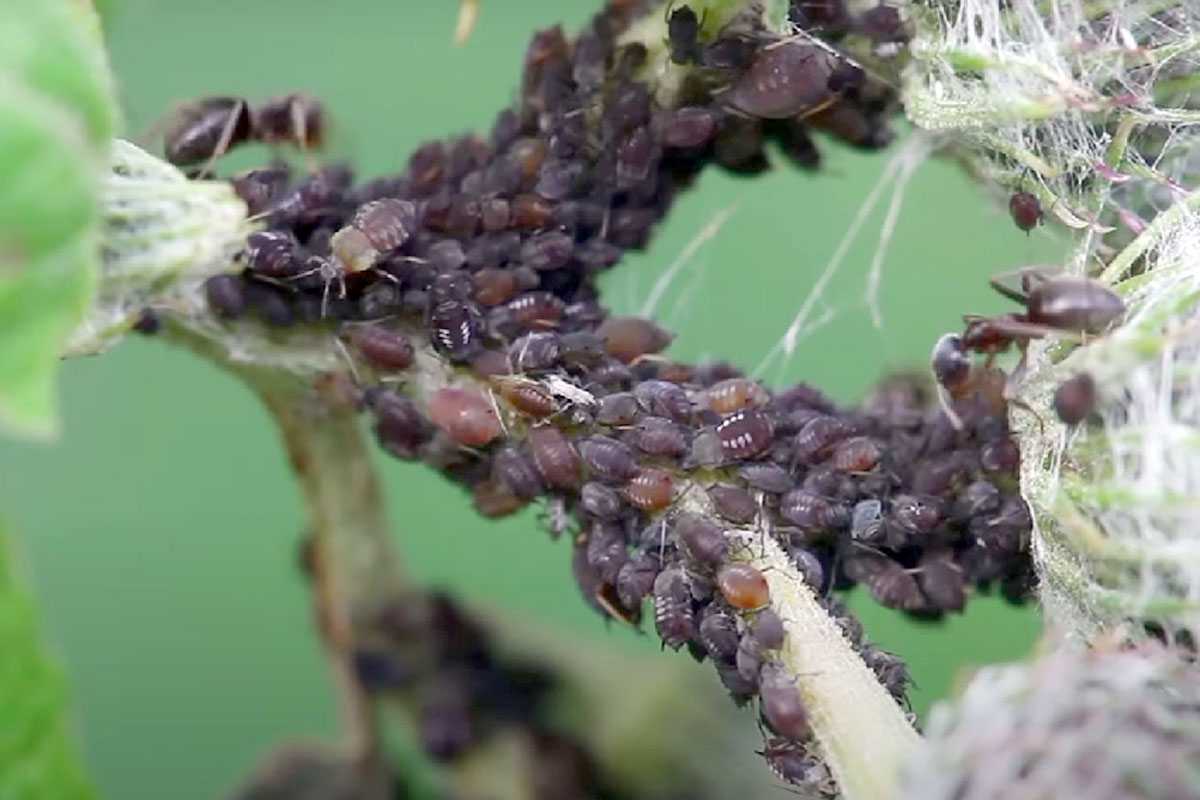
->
[197,98,250,179]
[331,336,362,386]
[370,268,401,286]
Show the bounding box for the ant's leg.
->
[197,99,250,179]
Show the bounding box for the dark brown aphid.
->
[717,563,770,610]
[633,380,692,423]
[368,389,430,460]
[1008,191,1042,233]
[760,738,825,789]
[623,468,675,512]
[850,499,885,543]
[586,521,629,583]
[889,494,942,537]
[653,566,696,650]
[472,478,526,518]
[830,436,881,472]
[666,4,703,64]
[759,664,810,740]
[352,199,417,253]
[861,646,910,703]
[793,415,854,464]
[492,446,543,499]
[675,512,728,566]
[663,106,719,149]
[510,193,555,229]
[857,4,907,44]
[344,325,414,371]
[244,230,299,277]
[725,41,835,119]
[520,231,574,271]
[632,416,688,457]
[506,291,566,330]
[429,299,481,362]
[597,316,674,363]
[717,409,775,461]
[580,482,624,520]
[617,550,662,610]
[493,376,558,418]
[229,167,289,215]
[787,546,825,591]
[163,97,251,168]
[596,392,640,426]
[579,435,639,484]
[428,387,502,448]
[1053,372,1096,425]
[716,661,757,706]
[687,429,724,468]
[204,274,247,320]
[698,606,740,662]
[616,126,658,188]
[862,557,925,611]
[980,437,1020,474]
[706,378,770,415]
[918,549,966,612]
[709,483,758,524]
[472,268,518,307]
[529,425,582,490]
[509,332,561,372]
[736,632,763,684]
[752,609,786,650]
[780,489,847,534]
[737,463,793,494]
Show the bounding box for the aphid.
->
[632,380,692,423]
[358,283,401,319]
[428,387,502,447]
[510,193,555,229]
[616,126,657,189]
[830,436,881,472]
[559,331,607,368]
[617,550,662,610]
[716,661,757,706]
[857,3,907,44]
[793,415,854,464]
[509,332,561,372]
[520,231,575,271]
[579,435,640,484]
[471,269,518,307]
[131,309,160,335]
[663,106,719,149]
[528,425,582,490]
[623,468,675,512]
[725,41,834,119]
[675,512,728,566]
[163,96,252,169]
[598,316,674,363]
[243,230,299,278]
[687,429,725,467]
[787,545,825,590]
[861,646,910,703]
[229,167,289,215]
[752,609,786,650]
[980,438,1020,474]
[580,482,624,520]
[760,738,821,788]
[862,557,925,612]
[492,446,544,499]
[737,463,793,494]
[493,376,558,418]
[709,484,758,524]
[632,416,688,457]
[666,4,703,65]
[506,291,566,330]
[596,392,641,426]
[429,299,482,362]
[368,389,430,460]
[473,478,527,518]
[344,325,414,371]
[780,489,847,535]
[698,606,740,661]
[653,566,696,650]
[717,563,770,610]
[586,521,629,583]
[535,158,587,200]
[1053,372,1096,425]
[889,494,942,537]
[204,274,247,320]
[427,239,466,272]
[918,549,966,612]
[350,199,416,253]
[716,409,775,461]
[736,632,764,684]
[1008,191,1042,233]
[759,664,809,740]
[706,378,771,415]
[419,684,474,761]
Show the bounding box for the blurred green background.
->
[0,1,1061,797]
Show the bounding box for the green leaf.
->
[0,0,116,440]
[0,521,97,800]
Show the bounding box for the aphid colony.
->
[197,0,896,332]
[191,1,998,791]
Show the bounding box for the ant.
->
[161,93,324,177]
[932,268,1125,423]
